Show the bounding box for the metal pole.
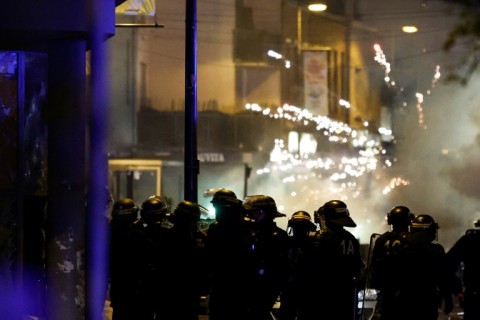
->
[243,164,251,199]
[345,0,353,124]
[46,39,87,320]
[86,0,112,318]
[297,7,302,54]
[185,0,199,202]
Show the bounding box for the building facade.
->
[107,0,385,213]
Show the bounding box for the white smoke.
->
[200,72,480,251]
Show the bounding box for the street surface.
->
[102,299,464,320]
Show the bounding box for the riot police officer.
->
[109,198,143,320]
[135,196,171,319]
[297,200,364,320]
[161,200,207,320]
[279,211,317,320]
[242,195,290,320]
[369,205,414,319]
[395,214,453,320]
[447,219,480,320]
[137,195,170,246]
[204,189,255,320]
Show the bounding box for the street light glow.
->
[308,3,327,12]
[267,49,283,59]
[402,25,418,33]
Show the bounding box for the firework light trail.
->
[245,102,398,181]
[244,101,411,241]
[373,43,441,128]
[237,45,444,241]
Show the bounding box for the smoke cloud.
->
[201,70,480,251]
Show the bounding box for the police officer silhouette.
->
[297,200,364,320]
[242,195,290,320]
[204,189,255,320]
[279,211,317,320]
[447,218,480,320]
[109,198,145,320]
[135,196,170,320]
[161,200,206,320]
[395,214,453,320]
[369,205,414,320]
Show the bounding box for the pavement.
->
[103,299,464,320]
[102,300,209,320]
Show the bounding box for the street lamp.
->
[402,25,418,34]
[308,3,327,12]
[297,2,327,53]
[390,24,419,67]
[307,3,327,12]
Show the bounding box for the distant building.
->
[107,0,386,207]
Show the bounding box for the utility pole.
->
[185,0,199,202]
[243,164,252,198]
[345,0,354,124]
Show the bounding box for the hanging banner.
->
[303,51,328,115]
[115,0,155,16]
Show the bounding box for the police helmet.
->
[210,189,242,207]
[410,214,439,237]
[316,200,356,227]
[140,197,168,223]
[243,195,285,220]
[387,206,414,226]
[288,211,317,232]
[111,198,138,221]
[171,200,201,224]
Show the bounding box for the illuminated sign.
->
[198,153,225,163]
[115,0,155,16]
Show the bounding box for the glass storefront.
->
[0,51,48,317]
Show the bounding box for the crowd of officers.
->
[108,189,480,320]
[369,207,480,320]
